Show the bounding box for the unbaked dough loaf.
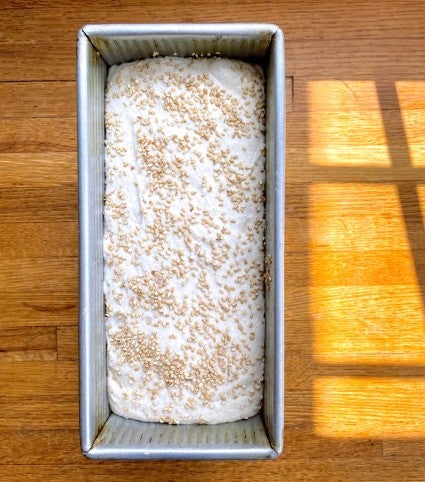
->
[104,56,266,424]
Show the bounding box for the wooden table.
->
[1,1,425,480]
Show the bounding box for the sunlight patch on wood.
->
[308,183,425,364]
[314,377,425,438]
[395,81,425,167]
[307,80,391,166]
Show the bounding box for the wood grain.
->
[0,327,56,361]
[0,395,78,430]
[286,215,425,252]
[312,376,425,439]
[0,153,76,187]
[3,460,425,482]
[287,250,425,287]
[285,151,425,182]
[286,183,425,218]
[383,438,425,457]
[0,258,77,294]
[0,3,423,81]
[0,81,76,118]
[286,285,425,362]
[294,78,425,112]
[2,1,424,41]
[0,118,76,152]
[286,109,425,149]
[0,44,74,81]
[57,326,78,361]
[0,0,119,9]
[0,186,77,222]
[282,426,383,459]
[0,292,77,328]
[285,355,425,390]
[0,261,77,323]
[0,429,82,464]
[286,38,425,79]
[0,361,77,397]
[0,222,77,258]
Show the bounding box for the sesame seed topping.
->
[104,56,266,425]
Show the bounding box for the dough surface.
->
[104,57,266,424]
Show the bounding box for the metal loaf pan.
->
[78,23,284,460]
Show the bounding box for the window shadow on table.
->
[284,77,425,458]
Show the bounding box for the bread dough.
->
[104,57,266,424]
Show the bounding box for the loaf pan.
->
[78,22,284,460]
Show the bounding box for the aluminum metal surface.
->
[78,23,285,460]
